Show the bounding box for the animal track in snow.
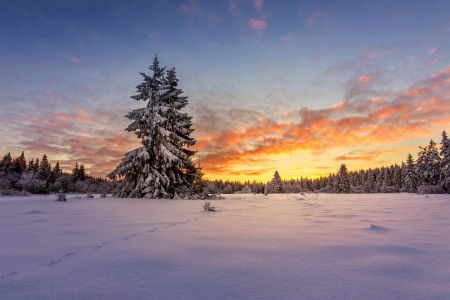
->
[1,211,208,281]
[93,241,110,249]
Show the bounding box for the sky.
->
[1,0,450,182]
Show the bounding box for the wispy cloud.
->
[305,11,331,28]
[358,75,375,84]
[249,18,267,30]
[254,0,264,11]
[230,1,237,11]
[181,0,199,13]
[334,148,415,162]
[68,56,80,63]
[306,12,323,27]
[281,33,293,43]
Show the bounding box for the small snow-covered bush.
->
[351,186,365,194]
[57,193,67,201]
[236,185,252,194]
[86,193,95,198]
[318,186,334,193]
[221,184,234,194]
[381,186,400,193]
[417,185,445,194]
[203,201,217,212]
[0,188,30,196]
[203,182,224,199]
[100,193,108,198]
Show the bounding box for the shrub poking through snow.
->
[0,188,29,196]
[417,185,445,194]
[238,185,252,194]
[100,193,108,198]
[86,193,94,198]
[203,201,216,212]
[57,192,66,201]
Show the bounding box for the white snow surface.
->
[1,193,450,299]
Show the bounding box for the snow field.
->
[1,193,450,299]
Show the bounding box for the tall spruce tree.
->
[38,154,52,192]
[53,161,61,174]
[416,140,441,186]
[108,55,197,198]
[38,155,51,180]
[404,153,418,193]
[79,164,86,181]
[72,162,79,181]
[440,131,450,192]
[0,153,12,174]
[269,170,284,193]
[13,151,27,173]
[336,164,351,193]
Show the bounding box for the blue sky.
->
[1,0,450,180]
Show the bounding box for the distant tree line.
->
[2,130,449,196]
[0,153,117,195]
[204,130,450,195]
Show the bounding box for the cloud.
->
[429,47,438,54]
[193,65,450,176]
[406,55,420,61]
[230,1,237,11]
[334,148,414,162]
[181,0,198,13]
[306,12,323,26]
[2,104,140,178]
[254,0,264,11]
[306,12,331,28]
[358,75,375,84]
[281,33,293,43]
[358,46,394,59]
[68,56,80,63]
[39,89,64,102]
[421,59,439,69]
[249,18,267,30]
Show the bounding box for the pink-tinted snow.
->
[1,193,450,299]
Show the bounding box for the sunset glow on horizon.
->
[1,0,449,182]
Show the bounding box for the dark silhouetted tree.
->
[404,153,418,193]
[416,140,441,186]
[336,164,351,193]
[269,170,284,193]
[440,131,450,192]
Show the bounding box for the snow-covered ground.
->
[1,193,450,299]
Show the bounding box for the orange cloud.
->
[334,147,416,161]
[194,65,450,177]
[358,75,374,84]
[40,89,63,102]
